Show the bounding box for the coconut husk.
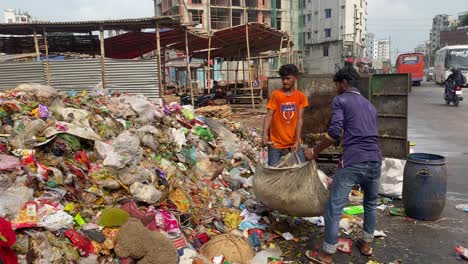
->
[200,233,255,264]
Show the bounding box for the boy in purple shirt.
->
[304,65,382,264]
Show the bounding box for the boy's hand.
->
[262,134,269,146]
[291,141,300,152]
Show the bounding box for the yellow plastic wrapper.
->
[223,210,241,229]
[169,188,190,213]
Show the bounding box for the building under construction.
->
[157,0,304,54]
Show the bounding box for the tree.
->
[460,14,468,27]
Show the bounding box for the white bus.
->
[434,45,468,85]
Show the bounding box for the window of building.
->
[325,9,331,18]
[307,14,311,21]
[323,46,329,57]
[8,19,13,23]
[308,0,311,3]
[360,0,363,7]
[324,28,331,38]
[192,0,202,4]
[307,32,311,39]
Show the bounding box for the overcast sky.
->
[1,0,467,59]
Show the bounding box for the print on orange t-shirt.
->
[266,89,309,149]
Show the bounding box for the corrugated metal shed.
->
[0,59,160,98]
[0,61,44,90]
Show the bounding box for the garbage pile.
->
[0,83,282,264]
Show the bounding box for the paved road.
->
[374,81,468,263]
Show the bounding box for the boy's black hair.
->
[333,64,360,87]
[278,64,299,78]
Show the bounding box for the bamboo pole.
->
[156,23,164,97]
[226,58,230,90]
[287,40,291,64]
[33,29,40,61]
[185,30,194,107]
[99,27,106,89]
[235,49,240,92]
[207,34,212,93]
[246,24,255,109]
[43,28,51,85]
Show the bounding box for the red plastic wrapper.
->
[74,151,91,170]
[337,238,353,254]
[64,229,94,256]
[65,160,87,181]
[12,201,38,230]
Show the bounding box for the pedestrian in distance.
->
[262,64,309,166]
[304,65,382,264]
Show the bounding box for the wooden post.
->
[207,34,212,93]
[245,24,255,109]
[99,27,106,89]
[235,49,240,92]
[33,29,40,61]
[185,30,194,106]
[155,23,163,97]
[88,31,96,58]
[287,40,291,64]
[43,28,51,85]
[278,36,283,70]
[226,58,230,91]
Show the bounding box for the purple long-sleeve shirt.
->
[326,87,382,167]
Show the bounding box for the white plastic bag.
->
[379,158,405,198]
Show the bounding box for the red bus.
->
[396,53,424,86]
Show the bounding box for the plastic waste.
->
[64,229,95,256]
[455,246,468,261]
[0,217,18,264]
[455,204,468,212]
[228,167,248,186]
[305,216,325,227]
[98,208,130,227]
[0,155,21,171]
[118,166,152,185]
[337,238,353,254]
[343,205,364,215]
[0,185,34,218]
[129,182,162,204]
[249,247,283,264]
[379,158,405,198]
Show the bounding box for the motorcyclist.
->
[446,68,466,86]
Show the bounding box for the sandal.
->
[356,239,373,256]
[305,250,335,264]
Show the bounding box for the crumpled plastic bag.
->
[170,128,187,152]
[119,166,152,185]
[0,155,21,171]
[11,83,57,99]
[129,182,162,204]
[112,131,142,167]
[123,95,156,121]
[0,185,34,218]
[379,158,405,199]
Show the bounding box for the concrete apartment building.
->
[302,0,367,74]
[3,9,32,23]
[365,32,374,63]
[430,14,457,53]
[374,39,390,61]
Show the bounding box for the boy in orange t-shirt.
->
[262,64,309,166]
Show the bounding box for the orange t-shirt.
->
[267,89,309,149]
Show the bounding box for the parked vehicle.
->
[434,45,468,85]
[444,78,463,106]
[425,67,434,82]
[180,91,226,108]
[396,53,424,86]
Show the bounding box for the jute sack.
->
[253,153,329,217]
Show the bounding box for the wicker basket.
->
[200,233,255,264]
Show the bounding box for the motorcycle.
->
[180,93,217,108]
[444,79,463,106]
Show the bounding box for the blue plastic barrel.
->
[403,153,447,221]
